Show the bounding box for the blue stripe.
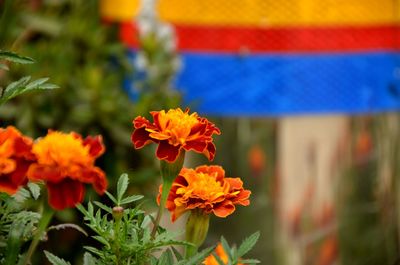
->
[177,51,400,116]
[126,50,400,116]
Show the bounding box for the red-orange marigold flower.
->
[27,131,107,210]
[0,126,35,195]
[161,165,251,222]
[203,243,246,265]
[131,108,221,162]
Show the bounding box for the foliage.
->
[0,50,58,106]
[0,184,41,265]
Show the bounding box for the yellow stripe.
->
[157,0,399,26]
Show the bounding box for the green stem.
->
[185,209,210,259]
[151,151,185,238]
[21,203,54,265]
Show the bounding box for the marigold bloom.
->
[131,108,221,162]
[0,126,35,195]
[27,131,107,210]
[162,165,251,222]
[203,243,246,265]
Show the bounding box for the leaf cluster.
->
[0,51,58,106]
[67,174,212,265]
[0,183,41,265]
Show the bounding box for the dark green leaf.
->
[176,246,215,265]
[0,51,34,64]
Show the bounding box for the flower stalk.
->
[185,209,210,258]
[21,200,54,265]
[151,150,185,238]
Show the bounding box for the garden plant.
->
[0,51,260,264]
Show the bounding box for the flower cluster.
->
[131,108,221,162]
[163,165,251,222]
[0,127,107,210]
[0,126,35,195]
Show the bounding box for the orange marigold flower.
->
[131,108,221,162]
[27,131,107,210]
[162,165,251,222]
[0,126,35,195]
[203,243,246,265]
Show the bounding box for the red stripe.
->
[120,22,400,53]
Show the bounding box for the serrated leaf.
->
[47,223,88,236]
[25,77,49,89]
[120,195,143,205]
[44,250,71,265]
[27,182,41,200]
[237,231,260,258]
[83,252,98,265]
[0,51,34,64]
[117,173,129,204]
[0,63,9,71]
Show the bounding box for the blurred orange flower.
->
[131,108,221,162]
[0,126,35,195]
[161,165,251,222]
[203,243,246,265]
[27,131,107,210]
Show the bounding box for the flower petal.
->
[156,140,181,162]
[213,201,235,218]
[131,127,154,149]
[83,135,105,158]
[47,179,85,210]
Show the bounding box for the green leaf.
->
[0,63,9,71]
[47,223,88,237]
[176,246,215,265]
[220,236,233,262]
[171,246,183,261]
[157,249,174,265]
[93,201,112,214]
[237,231,260,258]
[212,253,226,265]
[0,51,34,64]
[120,195,143,205]
[0,76,58,105]
[27,182,41,200]
[44,250,71,265]
[105,191,117,205]
[83,252,98,265]
[116,173,129,204]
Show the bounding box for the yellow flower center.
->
[33,132,92,168]
[155,108,200,146]
[176,172,227,204]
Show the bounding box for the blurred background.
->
[1,0,400,264]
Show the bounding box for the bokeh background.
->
[1,0,400,264]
